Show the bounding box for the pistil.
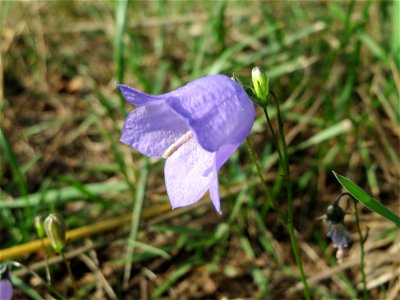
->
[162,131,193,158]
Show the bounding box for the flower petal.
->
[215,142,242,170]
[166,75,255,152]
[117,83,161,106]
[209,164,221,214]
[327,223,352,249]
[164,138,215,209]
[0,273,13,300]
[121,103,189,158]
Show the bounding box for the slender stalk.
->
[353,199,368,299]
[62,253,80,300]
[246,137,286,222]
[263,102,311,300]
[123,158,149,287]
[245,137,271,201]
[335,192,368,299]
[335,193,368,299]
[263,107,282,162]
[40,238,52,285]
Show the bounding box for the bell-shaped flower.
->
[325,203,352,249]
[326,222,352,249]
[118,74,255,214]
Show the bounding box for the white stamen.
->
[162,131,193,158]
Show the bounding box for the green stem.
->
[263,107,281,161]
[62,253,80,300]
[40,238,52,285]
[245,138,285,222]
[353,198,368,299]
[123,158,149,287]
[263,101,311,300]
[335,192,368,299]
[245,137,271,200]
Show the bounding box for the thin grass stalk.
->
[114,0,129,114]
[264,102,311,300]
[123,158,149,287]
[245,137,271,201]
[61,253,80,300]
[353,199,368,299]
[40,238,51,285]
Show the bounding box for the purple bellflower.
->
[327,223,352,249]
[326,203,352,249]
[118,74,255,214]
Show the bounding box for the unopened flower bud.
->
[326,203,345,224]
[251,67,269,106]
[34,215,45,238]
[44,213,66,254]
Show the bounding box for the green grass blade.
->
[2,182,129,209]
[358,32,390,66]
[392,0,400,67]
[114,0,128,84]
[296,119,353,151]
[150,255,201,300]
[333,171,400,227]
[0,129,28,200]
[123,158,149,286]
[12,274,51,300]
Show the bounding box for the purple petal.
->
[209,165,221,214]
[0,273,13,300]
[164,138,215,209]
[166,75,255,152]
[117,83,161,106]
[121,103,189,158]
[215,142,242,170]
[327,223,352,249]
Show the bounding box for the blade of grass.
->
[295,119,353,151]
[0,129,31,240]
[114,0,129,113]
[150,254,201,300]
[392,0,400,67]
[358,32,390,66]
[1,181,129,209]
[333,171,400,227]
[11,275,47,300]
[114,0,128,84]
[123,158,149,287]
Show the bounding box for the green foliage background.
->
[1,1,399,299]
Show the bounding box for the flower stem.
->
[353,198,368,299]
[40,238,52,285]
[335,192,368,299]
[245,137,271,201]
[246,137,286,222]
[62,253,80,300]
[263,102,311,300]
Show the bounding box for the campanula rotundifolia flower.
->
[118,75,255,214]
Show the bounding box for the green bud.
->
[44,213,66,254]
[326,203,346,224]
[34,215,45,238]
[251,67,269,106]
